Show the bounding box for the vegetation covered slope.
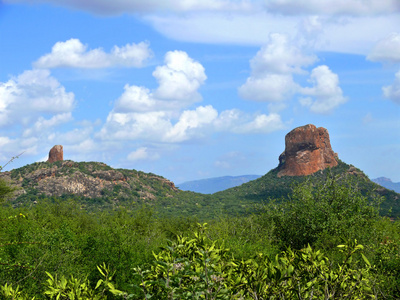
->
[1,177,400,299]
[1,159,399,219]
[214,160,400,218]
[0,161,226,219]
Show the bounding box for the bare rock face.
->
[48,145,63,163]
[277,124,338,177]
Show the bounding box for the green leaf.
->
[361,254,371,267]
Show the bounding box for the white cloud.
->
[33,39,153,69]
[0,69,75,126]
[127,147,160,161]
[147,12,400,55]
[237,113,285,134]
[148,12,296,46]
[239,33,314,102]
[114,85,157,113]
[214,110,285,134]
[239,74,298,102]
[100,49,286,146]
[164,105,218,143]
[114,50,207,114]
[265,0,400,15]
[382,70,400,104]
[300,65,347,114]
[153,50,207,102]
[249,33,316,75]
[0,136,11,148]
[100,51,209,142]
[23,113,73,137]
[100,111,172,141]
[367,32,400,63]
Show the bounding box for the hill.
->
[177,175,261,194]
[1,159,399,219]
[373,177,400,193]
[1,124,399,219]
[213,160,400,217]
[0,160,227,219]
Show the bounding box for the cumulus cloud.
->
[239,33,315,102]
[114,50,207,114]
[100,50,210,142]
[153,51,207,101]
[367,33,400,63]
[249,33,317,75]
[0,69,75,126]
[265,0,400,16]
[239,74,298,102]
[164,105,218,143]
[240,34,347,114]
[300,65,347,114]
[100,111,172,141]
[100,49,286,146]
[33,39,153,69]
[382,70,400,104]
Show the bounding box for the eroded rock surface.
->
[277,124,338,177]
[0,160,177,201]
[48,145,63,163]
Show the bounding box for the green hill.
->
[213,160,400,218]
[1,159,399,219]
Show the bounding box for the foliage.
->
[44,263,124,300]
[258,173,382,250]
[129,225,376,299]
[215,161,399,218]
[0,170,400,299]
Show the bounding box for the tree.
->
[260,173,382,249]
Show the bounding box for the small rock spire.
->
[48,145,63,163]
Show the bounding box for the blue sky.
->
[0,0,399,184]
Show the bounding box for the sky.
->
[0,0,399,184]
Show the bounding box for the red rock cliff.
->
[48,145,63,163]
[277,124,338,177]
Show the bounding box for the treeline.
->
[1,177,400,298]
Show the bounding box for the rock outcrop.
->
[48,145,63,163]
[0,161,178,202]
[277,124,338,177]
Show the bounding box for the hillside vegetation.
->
[1,158,400,298]
[1,176,400,298]
[1,159,399,219]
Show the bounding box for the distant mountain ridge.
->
[372,177,400,193]
[178,175,262,194]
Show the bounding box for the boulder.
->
[48,145,63,163]
[277,124,338,177]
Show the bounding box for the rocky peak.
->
[277,124,338,177]
[48,145,63,163]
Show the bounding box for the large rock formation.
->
[48,145,63,163]
[277,124,338,177]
